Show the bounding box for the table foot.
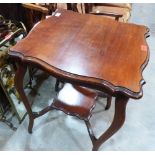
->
[28,117,34,133]
[96,95,128,150]
[92,146,98,151]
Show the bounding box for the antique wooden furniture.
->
[8,9,149,150]
[84,3,131,22]
[55,3,123,21]
[22,3,49,31]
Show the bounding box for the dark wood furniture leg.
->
[55,79,60,92]
[14,62,34,133]
[85,95,128,151]
[15,62,55,133]
[105,96,112,110]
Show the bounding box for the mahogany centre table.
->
[9,9,149,150]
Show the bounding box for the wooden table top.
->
[9,9,149,99]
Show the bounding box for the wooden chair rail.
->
[89,11,123,21]
[22,3,49,14]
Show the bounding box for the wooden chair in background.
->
[83,3,131,22]
[22,3,49,31]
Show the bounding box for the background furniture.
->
[0,3,26,24]
[22,3,49,31]
[83,3,131,22]
[54,3,131,22]
[20,3,132,31]
[0,3,132,33]
[0,15,27,125]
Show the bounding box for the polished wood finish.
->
[10,9,149,99]
[14,62,55,133]
[53,83,113,150]
[8,9,149,150]
[53,83,97,120]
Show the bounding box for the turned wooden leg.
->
[15,62,34,133]
[105,96,112,110]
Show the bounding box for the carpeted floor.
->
[0,3,155,151]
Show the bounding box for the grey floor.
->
[0,4,155,151]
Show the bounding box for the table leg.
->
[105,96,112,110]
[92,95,129,151]
[55,79,60,92]
[14,63,34,133]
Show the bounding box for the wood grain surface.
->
[9,9,149,98]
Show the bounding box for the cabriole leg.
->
[85,95,129,151]
[15,62,34,133]
[93,95,129,150]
